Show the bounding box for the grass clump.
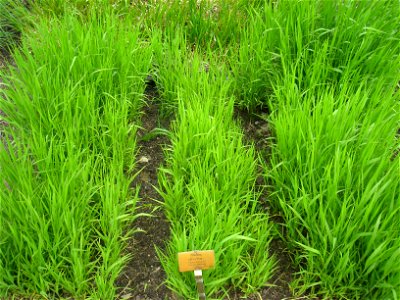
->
[133,0,254,49]
[258,1,400,298]
[0,0,31,56]
[267,81,400,299]
[153,32,231,116]
[0,0,398,299]
[0,12,152,298]
[157,56,276,299]
[230,0,400,109]
[29,0,132,18]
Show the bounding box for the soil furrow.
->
[235,108,296,300]
[116,80,172,300]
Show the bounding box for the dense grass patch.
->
[267,82,400,299]
[0,12,152,298]
[0,0,30,55]
[130,0,257,49]
[251,1,400,298]
[1,0,399,299]
[153,32,231,115]
[157,54,275,299]
[230,0,400,109]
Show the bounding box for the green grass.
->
[1,0,400,299]
[0,0,30,55]
[152,31,232,116]
[251,1,400,299]
[157,56,276,298]
[0,11,152,298]
[28,0,133,18]
[129,0,257,49]
[267,81,400,299]
[229,0,400,109]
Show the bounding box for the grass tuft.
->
[0,11,152,298]
[157,53,276,298]
[0,0,31,56]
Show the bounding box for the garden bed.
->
[1,1,399,299]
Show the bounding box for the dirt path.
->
[116,80,172,300]
[234,108,296,300]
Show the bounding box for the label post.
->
[194,269,206,300]
[177,250,215,300]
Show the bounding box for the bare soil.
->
[234,108,297,300]
[115,80,173,300]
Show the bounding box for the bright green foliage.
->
[258,1,400,299]
[30,0,132,17]
[0,13,152,298]
[129,0,258,49]
[27,0,256,48]
[231,0,400,109]
[153,32,231,115]
[1,0,399,299]
[157,57,276,299]
[268,82,400,299]
[229,5,280,109]
[0,0,30,54]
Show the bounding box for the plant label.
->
[178,250,215,272]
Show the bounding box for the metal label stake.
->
[194,269,206,300]
[177,250,215,300]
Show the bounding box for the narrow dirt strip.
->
[235,108,296,300]
[116,80,172,300]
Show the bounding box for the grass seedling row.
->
[234,1,400,298]
[0,12,152,298]
[157,53,275,299]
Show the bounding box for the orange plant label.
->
[178,250,215,272]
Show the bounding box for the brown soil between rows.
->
[115,82,173,300]
[233,108,297,300]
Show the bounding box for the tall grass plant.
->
[157,55,276,298]
[0,12,152,298]
[255,1,400,298]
